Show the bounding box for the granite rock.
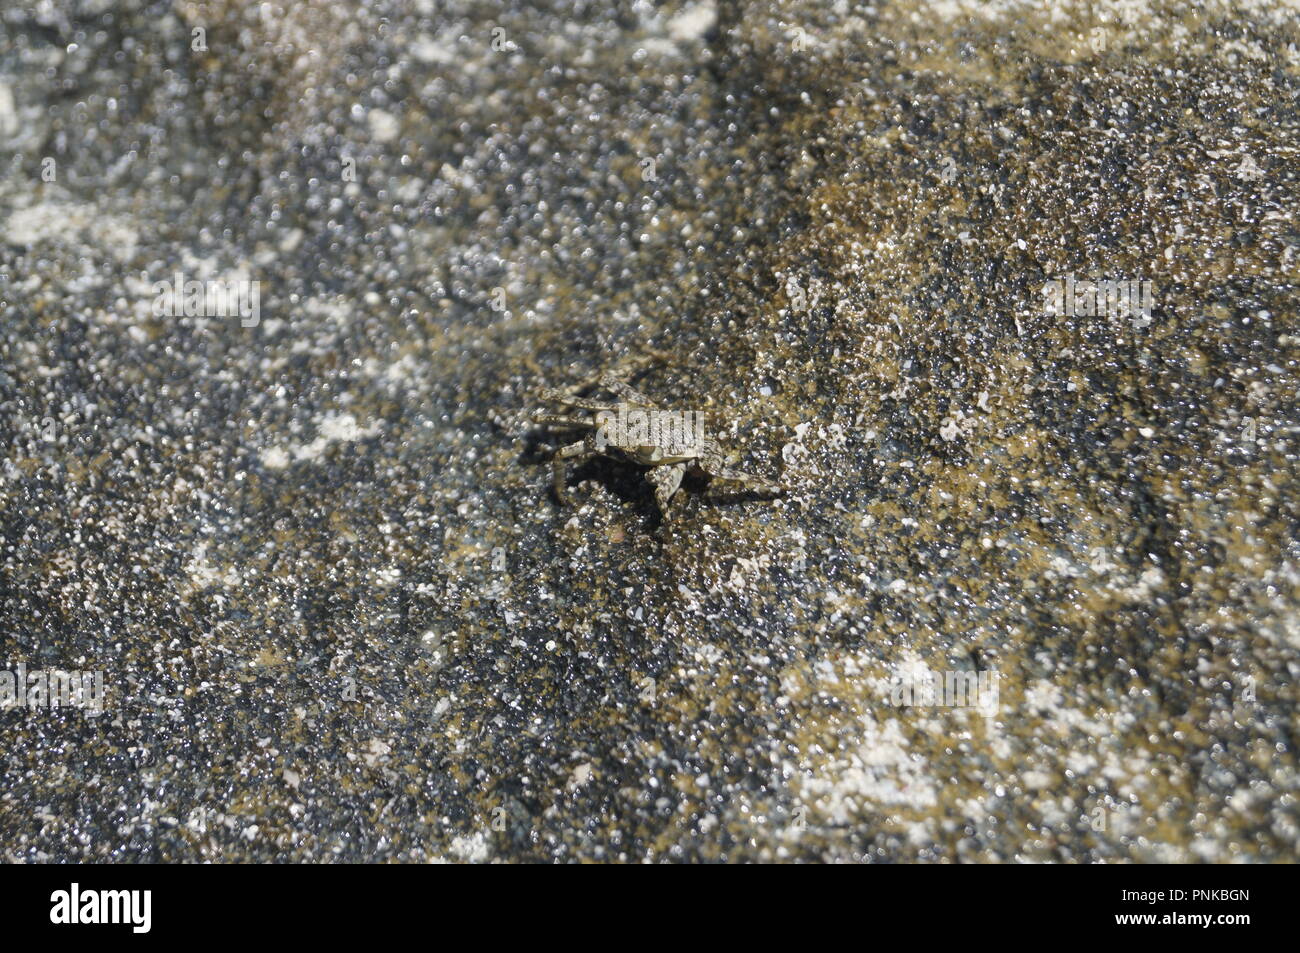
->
[1,0,1297,862]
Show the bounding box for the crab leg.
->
[533,413,594,429]
[696,443,783,494]
[712,468,784,493]
[647,462,687,517]
[594,372,655,407]
[539,389,623,412]
[551,437,594,504]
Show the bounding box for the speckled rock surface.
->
[1,0,1297,862]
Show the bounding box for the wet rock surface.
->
[1,0,1297,861]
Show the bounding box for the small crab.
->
[532,364,783,519]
